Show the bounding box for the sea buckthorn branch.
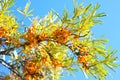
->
[0,47,14,56]
[0,59,23,79]
[0,0,119,80]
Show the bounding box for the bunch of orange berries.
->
[0,27,14,46]
[24,26,48,48]
[0,27,9,39]
[78,46,89,70]
[53,28,71,43]
[23,60,38,80]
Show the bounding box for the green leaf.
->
[0,0,14,12]
[92,20,103,24]
[24,1,31,14]
[83,3,92,16]
[91,3,100,16]
[93,12,106,18]
[61,7,69,22]
[67,67,78,71]
[105,63,116,72]
[17,1,33,17]
[73,2,84,18]
[26,9,33,16]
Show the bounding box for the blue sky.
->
[1,0,120,80]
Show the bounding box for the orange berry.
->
[24,74,32,80]
[78,56,86,63]
[24,61,37,74]
[38,33,47,41]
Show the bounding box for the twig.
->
[0,47,14,56]
[0,59,23,79]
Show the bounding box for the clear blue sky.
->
[1,0,120,80]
